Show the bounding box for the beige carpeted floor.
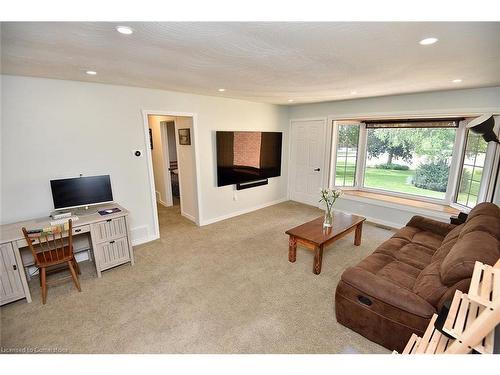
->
[1,201,393,353]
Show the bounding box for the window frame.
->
[329,117,499,209]
[330,121,363,190]
[451,118,500,210]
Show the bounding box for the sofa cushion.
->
[378,261,420,290]
[413,261,448,306]
[374,237,410,257]
[411,231,445,252]
[440,231,499,285]
[459,214,500,241]
[432,239,458,263]
[432,224,464,262]
[355,224,447,293]
[406,215,456,237]
[356,254,421,291]
[441,223,464,245]
[467,202,500,221]
[392,226,421,242]
[395,243,434,270]
[356,253,395,274]
[391,223,446,255]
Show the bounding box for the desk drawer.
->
[91,217,127,244]
[95,237,130,271]
[15,225,91,248]
[73,225,90,235]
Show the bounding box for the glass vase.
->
[323,209,333,228]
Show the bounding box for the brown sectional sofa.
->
[335,202,500,352]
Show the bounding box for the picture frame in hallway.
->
[178,128,191,145]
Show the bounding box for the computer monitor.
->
[50,175,113,214]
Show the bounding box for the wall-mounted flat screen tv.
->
[216,131,282,187]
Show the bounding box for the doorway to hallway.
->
[146,113,199,233]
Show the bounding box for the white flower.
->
[319,188,343,209]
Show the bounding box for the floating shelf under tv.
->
[236,179,268,190]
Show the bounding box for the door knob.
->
[314,168,321,172]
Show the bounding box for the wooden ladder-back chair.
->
[22,219,81,304]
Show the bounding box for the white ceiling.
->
[1,22,500,104]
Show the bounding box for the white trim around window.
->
[447,121,468,204]
[329,120,362,190]
[485,116,500,203]
[328,115,500,209]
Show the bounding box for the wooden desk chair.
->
[22,219,81,304]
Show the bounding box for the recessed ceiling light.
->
[288,99,294,102]
[419,37,438,45]
[452,79,463,83]
[350,91,357,95]
[85,70,97,75]
[218,88,226,92]
[116,26,134,35]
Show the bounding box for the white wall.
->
[289,87,500,120]
[173,116,198,222]
[1,75,289,244]
[289,86,500,226]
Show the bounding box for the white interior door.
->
[289,119,327,206]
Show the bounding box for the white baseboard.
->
[155,190,172,208]
[157,199,170,208]
[131,234,159,247]
[181,211,197,224]
[199,197,288,226]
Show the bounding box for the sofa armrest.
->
[340,267,436,318]
[406,215,456,237]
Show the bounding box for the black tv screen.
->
[216,131,282,187]
[50,175,113,209]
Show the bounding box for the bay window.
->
[363,120,458,200]
[329,117,498,209]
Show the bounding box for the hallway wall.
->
[174,116,198,222]
[148,115,175,207]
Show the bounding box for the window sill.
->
[342,190,460,216]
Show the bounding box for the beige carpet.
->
[1,201,393,353]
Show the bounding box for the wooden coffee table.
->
[285,212,366,275]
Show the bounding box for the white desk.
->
[0,203,135,305]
